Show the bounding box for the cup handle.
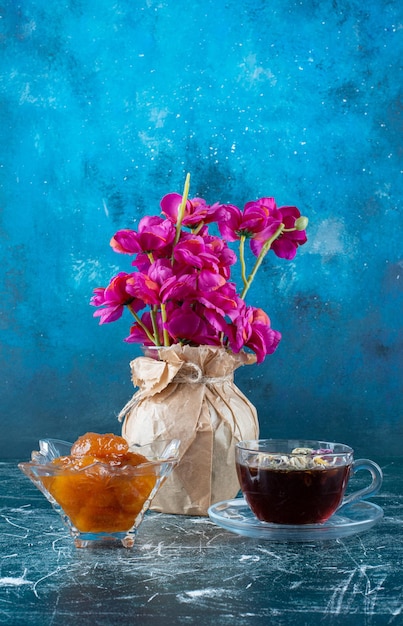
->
[341,458,383,507]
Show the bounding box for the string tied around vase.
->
[117,362,233,422]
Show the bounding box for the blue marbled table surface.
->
[0,459,402,626]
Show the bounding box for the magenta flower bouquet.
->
[91,174,308,364]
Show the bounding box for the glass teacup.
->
[235,439,383,525]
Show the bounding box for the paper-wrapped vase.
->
[118,345,259,515]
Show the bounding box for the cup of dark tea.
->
[235,439,383,525]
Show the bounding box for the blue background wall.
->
[1,0,401,459]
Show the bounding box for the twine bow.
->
[172,361,233,385]
[117,359,233,422]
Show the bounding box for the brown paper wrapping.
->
[119,345,259,516]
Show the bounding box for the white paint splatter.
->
[257,547,283,560]
[309,218,348,258]
[177,587,227,603]
[239,554,260,562]
[0,569,32,588]
[149,107,169,128]
[238,53,277,86]
[9,505,33,515]
[71,257,119,285]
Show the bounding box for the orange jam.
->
[42,433,157,533]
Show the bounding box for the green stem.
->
[150,306,161,345]
[192,221,205,235]
[240,224,285,300]
[239,235,248,290]
[174,173,191,247]
[160,302,170,346]
[128,305,156,344]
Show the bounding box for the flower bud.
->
[295,216,308,231]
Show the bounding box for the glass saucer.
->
[208,498,383,542]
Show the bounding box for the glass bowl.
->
[18,438,180,548]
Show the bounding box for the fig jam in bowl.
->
[19,433,180,548]
[235,439,383,525]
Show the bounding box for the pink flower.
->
[91,176,308,364]
[130,251,153,272]
[164,302,222,346]
[202,234,237,279]
[160,235,232,298]
[269,206,308,260]
[90,272,143,324]
[158,273,196,303]
[125,259,175,307]
[173,235,219,271]
[161,193,222,227]
[226,305,281,363]
[111,216,176,255]
[174,234,234,278]
[219,199,283,256]
[198,282,239,317]
[159,269,227,304]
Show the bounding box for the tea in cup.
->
[235,439,383,525]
